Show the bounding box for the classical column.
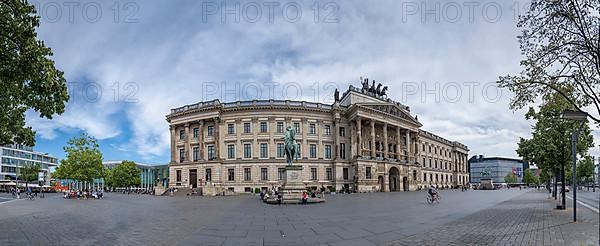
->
[198,120,204,160]
[170,125,176,163]
[335,119,340,159]
[350,120,355,158]
[396,127,401,160]
[383,122,388,159]
[213,117,220,160]
[370,120,376,158]
[357,118,362,157]
[185,123,191,162]
[405,130,411,157]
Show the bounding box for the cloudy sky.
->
[27,0,599,163]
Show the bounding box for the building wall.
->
[0,145,58,186]
[469,157,525,184]
[167,88,469,193]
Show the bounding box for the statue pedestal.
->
[281,165,306,201]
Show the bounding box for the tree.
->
[504,173,517,184]
[110,161,141,188]
[523,169,535,185]
[498,0,600,123]
[0,0,70,146]
[18,163,40,188]
[103,167,113,188]
[55,133,104,184]
[577,155,595,184]
[516,89,594,206]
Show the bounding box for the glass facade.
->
[469,156,526,184]
[0,144,58,186]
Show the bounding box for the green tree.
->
[498,0,600,123]
[18,163,40,188]
[577,155,595,183]
[515,90,594,193]
[110,161,141,188]
[0,0,70,146]
[55,133,104,183]
[504,173,517,184]
[103,167,113,188]
[522,169,535,185]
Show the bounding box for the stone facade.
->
[166,81,469,193]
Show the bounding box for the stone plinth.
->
[281,165,306,201]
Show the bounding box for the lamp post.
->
[561,109,588,222]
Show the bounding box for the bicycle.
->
[426,193,440,205]
[27,193,35,201]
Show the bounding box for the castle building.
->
[166,80,469,193]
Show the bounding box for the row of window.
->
[1,157,50,169]
[422,157,462,171]
[1,149,58,164]
[179,143,346,162]
[422,172,459,183]
[178,122,347,139]
[175,167,334,182]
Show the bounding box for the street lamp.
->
[561,109,588,222]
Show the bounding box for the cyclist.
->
[428,185,438,201]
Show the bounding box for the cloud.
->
[26,0,599,162]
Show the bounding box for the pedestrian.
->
[277,192,282,205]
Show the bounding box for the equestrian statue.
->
[284,126,299,166]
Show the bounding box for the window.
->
[244,144,252,158]
[278,168,285,180]
[207,145,215,160]
[325,145,332,159]
[435,160,438,169]
[244,167,251,181]
[277,122,284,133]
[207,125,214,136]
[193,128,199,138]
[413,170,417,180]
[193,147,199,161]
[430,173,433,182]
[429,159,432,167]
[429,146,431,153]
[423,173,427,181]
[324,125,331,136]
[205,168,212,182]
[260,168,268,180]
[309,123,316,134]
[176,170,182,182]
[296,144,301,158]
[277,143,285,158]
[260,122,268,133]
[228,168,235,181]
[179,130,185,140]
[227,144,235,159]
[339,127,346,137]
[309,144,317,158]
[179,148,185,162]
[423,158,426,167]
[310,168,317,180]
[293,122,300,133]
[340,143,346,159]
[243,122,251,133]
[260,143,268,158]
[326,168,332,180]
[228,124,235,135]
[343,168,349,180]
[366,166,372,179]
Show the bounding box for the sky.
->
[25,0,600,164]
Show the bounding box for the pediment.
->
[357,103,421,126]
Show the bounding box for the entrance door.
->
[189,169,197,188]
[403,177,409,191]
[378,176,384,192]
[389,167,400,192]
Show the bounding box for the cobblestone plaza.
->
[0,190,597,245]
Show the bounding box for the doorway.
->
[189,169,197,188]
[389,167,400,192]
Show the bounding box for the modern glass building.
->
[468,155,528,184]
[102,161,169,190]
[0,144,58,186]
